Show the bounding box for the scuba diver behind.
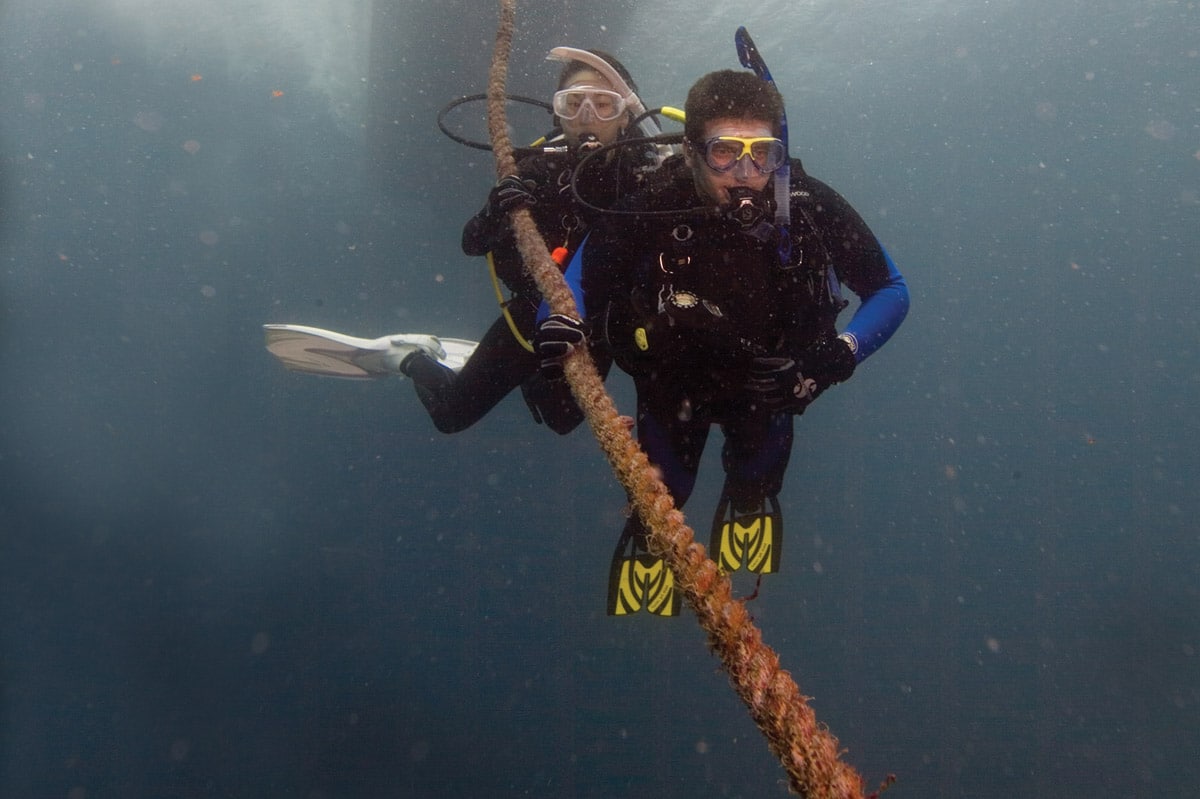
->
[399,48,662,434]
[540,40,910,616]
[265,48,672,435]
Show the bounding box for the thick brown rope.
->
[485,3,873,796]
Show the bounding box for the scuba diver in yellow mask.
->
[538,33,910,616]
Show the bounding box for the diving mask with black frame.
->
[693,135,787,175]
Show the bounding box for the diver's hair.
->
[556,48,639,95]
[684,69,784,142]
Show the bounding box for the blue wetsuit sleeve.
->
[536,234,589,322]
[842,244,909,362]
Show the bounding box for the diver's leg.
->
[720,410,794,504]
[519,347,609,435]
[633,387,710,508]
[403,304,539,434]
[602,388,708,616]
[711,411,793,573]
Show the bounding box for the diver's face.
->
[556,69,628,146]
[685,118,775,205]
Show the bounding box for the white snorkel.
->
[546,46,663,142]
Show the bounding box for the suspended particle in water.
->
[1144,119,1176,141]
[133,110,163,132]
[250,631,270,655]
[169,739,190,762]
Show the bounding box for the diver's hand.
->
[463,175,542,255]
[746,337,857,414]
[801,335,857,387]
[533,314,587,380]
[746,356,819,414]
[489,175,539,214]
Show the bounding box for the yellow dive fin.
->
[608,522,680,617]
[711,492,783,574]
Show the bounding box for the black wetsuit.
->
[403,142,652,434]
[577,155,909,512]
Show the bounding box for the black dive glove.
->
[746,336,858,414]
[462,174,544,256]
[488,175,539,215]
[532,314,587,381]
[802,335,858,386]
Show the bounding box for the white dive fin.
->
[263,324,478,379]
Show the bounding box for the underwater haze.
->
[2,0,1198,796]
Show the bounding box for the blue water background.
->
[1,0,1197,796]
